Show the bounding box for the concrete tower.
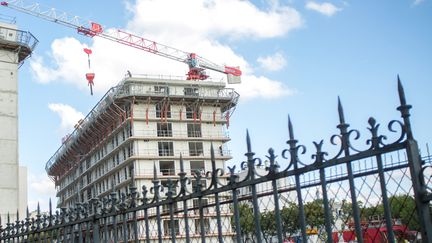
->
[0,21,37,221]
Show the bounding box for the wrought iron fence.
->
[1,78,432,242]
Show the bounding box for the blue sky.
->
[1,0,430,210]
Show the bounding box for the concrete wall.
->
[0,22,29,221]
[0,48,20,221]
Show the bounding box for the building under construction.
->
[46,74,238,240]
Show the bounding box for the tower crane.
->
[1,0,242,83]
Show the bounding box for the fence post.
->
[286,117,308,242]
[179,155,191,243]
[245,130,263,243]
[267,148,283,242]
[209,144,224,243]
[337,98,364,242]
[228,166,242,243]
[368,117,396,243]
[91,198,100,243]
[397,78,432,242]
[314,141,333,243]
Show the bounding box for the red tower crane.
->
[1,0,242,83]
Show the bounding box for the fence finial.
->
[396,76,413,139]
[37,202,40,215]
[109,178,114,193]
[210,142,215,161]
[337,96,345,124]
[245,129,256,165]
[397,75,406,105]
[246,129,252,153]
[16,209,19,221]
[288,115,294,140]
[179,153,184,172]
[49,198,53,226]
[153,162,158,180]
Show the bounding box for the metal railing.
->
[2,79,432,242]
[0,25,38,51]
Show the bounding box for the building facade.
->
[0,21,37,221]
[46,75,238,241]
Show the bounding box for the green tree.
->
[261,210,276,243]
[345,194,421,233]
[281,202,300,236]
[304,199,326,228]
[389,194,419,231]
[232,203,255,242]
[362,203,384,221]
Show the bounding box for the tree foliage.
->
[261,210,277,243]
[388,194,419,231]
[281,202,300,235]
[235,193,422,242]
[232,203,256,242]
[304,199,326,228]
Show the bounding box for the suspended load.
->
[86,73,95,95]
[83,48,95,95]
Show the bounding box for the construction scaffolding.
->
[45,75,239,184]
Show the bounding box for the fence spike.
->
[337,96,346,124]
[16,209,19,221]
[153,162,158,180]
[397,75,406,106]
[37,202,40,215]
[179,153,184,172]
[210,142,215,162]
[246,129,252,153]
[141,185,148,203]
[288,115,294,140]
[49,198,52,216]
[26,206,29,218]
[396,76,413,139]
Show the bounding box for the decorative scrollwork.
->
[281,148,294,171]
[266,148,279,176]
[141,185,149,205]
[383,120,406,145]
[312,140,328,165]
[227,165,238,185]
[420,165,432,195]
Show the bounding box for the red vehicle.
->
[332,220,418,242]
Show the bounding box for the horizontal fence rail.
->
[1,78,431,243]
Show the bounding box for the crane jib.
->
[1,0,243,81]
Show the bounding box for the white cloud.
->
[48,103,84,133]
[128,0,302,39]
[29,173,56,196]
[413,0,424,5]
[30,0,302,99]
[234,74,296,100]
[28,173,57,212]
[257,52,287,71]
[305,1,341,16]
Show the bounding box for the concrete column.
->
[0,47,20,221]
[0,22,35,221]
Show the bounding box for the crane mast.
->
[1,0,242,83]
